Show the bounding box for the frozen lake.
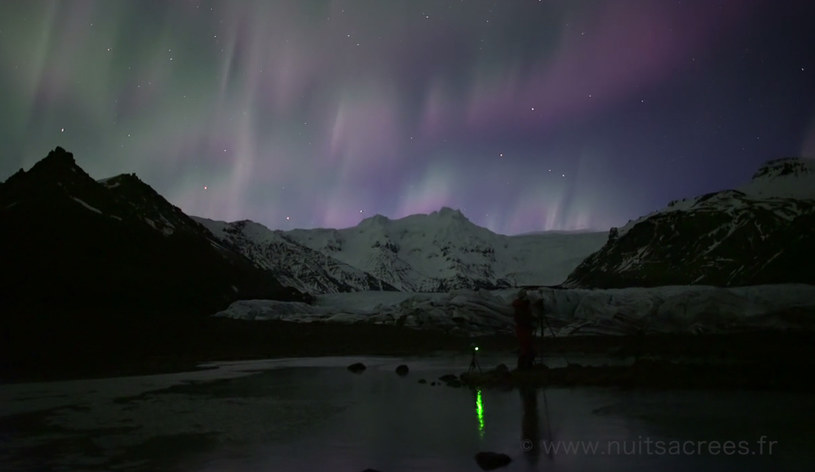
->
[1,355,813,471]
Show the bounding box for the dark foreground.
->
[2,316,814,390]
[4,356,812,472]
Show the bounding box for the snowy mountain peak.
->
[228,219,283,244]
[98,172,141,188]
[276,207,606,292]
[434,206,466,219]
[357,207,469,229]
[566,157,815,288]
[740,157,815,199]
[199,205,607,293]
[33,146,76,170]
[193,216,396,293]
[1,146,113,218]
[358,213,391,228]
[751,157,815,180]
[6,146,88,187]
[96,170,216,238]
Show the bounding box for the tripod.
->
[537,310,544,366]
[537,300,557,366]
[469,344,482,374]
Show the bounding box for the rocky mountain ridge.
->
[564,157,815,288]
[0,147,303,317]
[197,208,607,294]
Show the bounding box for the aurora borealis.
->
[1,1,814,234]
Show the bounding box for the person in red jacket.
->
[513,289,537,369]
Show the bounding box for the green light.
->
[475,388,485,438]
[474,346,479,351]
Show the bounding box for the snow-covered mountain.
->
[193,217,397,293]
[285,208,508,291]
[564,158,815,288]
[199,207,607,293]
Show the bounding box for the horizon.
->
[6,145,815,236]
[5,144,814,236]
[3,146,612,236]
[2,1,814,234]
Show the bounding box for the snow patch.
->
[71,197,103,214]
[143,216,175,236]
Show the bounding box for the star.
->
[0,0,809,237]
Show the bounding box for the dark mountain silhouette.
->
[0,147,304,376]
[564,158,815,288]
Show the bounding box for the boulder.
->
[439,373,462,387]
[474,451,511,470]
[395,364,409,376]
[347,362,366,374]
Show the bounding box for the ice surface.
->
[215,284,815,336]
[2,357,812,472]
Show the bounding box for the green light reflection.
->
[475,388,485,438]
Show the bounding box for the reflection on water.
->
[519,386,541,466]
[474,388,485,439]
[1,355,813,471]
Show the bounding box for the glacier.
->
[215,284,815,337]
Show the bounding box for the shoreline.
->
[2,318,813,388]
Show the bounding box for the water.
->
[1,355,812,471]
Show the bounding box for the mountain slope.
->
[98,172,212,237]
[193,217,397,293]
[0,147,302,317]
[198,208,606,294]
[564,158,815,288]
[282,208,606,292]
[284,208,502,291]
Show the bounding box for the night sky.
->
[1,1,814,235]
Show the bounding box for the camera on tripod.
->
[469,342,481,373]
